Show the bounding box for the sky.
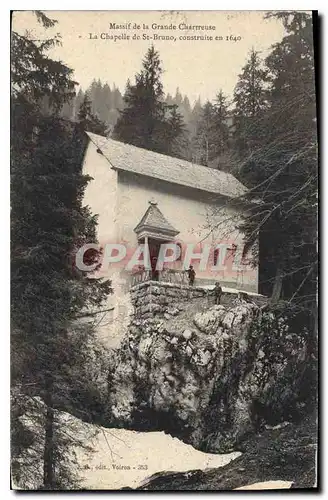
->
[12,10,289,104]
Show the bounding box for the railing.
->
[130,268,152,287]
[160,268,189,285]
[131,267,189,287]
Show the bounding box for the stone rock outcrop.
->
[107,294,312,453]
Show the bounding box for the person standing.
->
[187,265,196,286]
[214,281,223,304]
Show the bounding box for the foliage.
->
[247,303,317,424]
[62,80,124,128]
[11,11,112,489]
[11,14,76,111]
[161,104,188,158]
[113,45,165,151]
[62,81,195,156]
[232,48,268,158]
[192,91,231,168]
[113,45,186,156]
[193,101,216,165]
[11,391,98,490]
[233,13,317,315]
[212,90,231,158]
[77,92,107,135]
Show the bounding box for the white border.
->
[2,3,325,498]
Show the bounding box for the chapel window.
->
[176,242,182,261]
[214,248,219,266]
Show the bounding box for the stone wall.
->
[130,281,207,319]
[130,281,267,320]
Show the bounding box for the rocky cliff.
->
[107,285,316,453]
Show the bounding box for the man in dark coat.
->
[214,281,223,305]
[187,265,196,286]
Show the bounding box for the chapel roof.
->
[134,201,179,236]
[85,132,247,199]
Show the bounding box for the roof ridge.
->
[87,131,225,176]
[85,131,247,198]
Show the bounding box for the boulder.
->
[166,307,180,316]
[182,329,193,341]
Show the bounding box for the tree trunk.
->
[43,377,55,489]
[205,137,209,166]
[271,260,284,303]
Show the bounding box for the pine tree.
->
[189,96,202,138]
[174,87,183,106]
[212,90,230,158]
[11,12,76,111]
[113,45,166,152]
[78,92,107,135]
[236,12,317,314]
[101,83,112,124]
[165,92,192,151]
[72,88,84,120]
[88,79,100,116]
[11,11,112,489]
[112,84,124,110]
[161,104,187,158]
[233,48,268,156]
[193,101,217,165]
[181,95,192,124]
[79,81,124,128]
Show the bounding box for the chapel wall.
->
[130,281,267,322]
[117,171,258,293]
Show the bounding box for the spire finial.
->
[149,198,157,206]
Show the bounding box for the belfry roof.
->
[134,201,179,237]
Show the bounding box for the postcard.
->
[11,10,318,491]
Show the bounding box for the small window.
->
[214,248,219,266]
[176,242,182,261]
[241,244,251,265]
